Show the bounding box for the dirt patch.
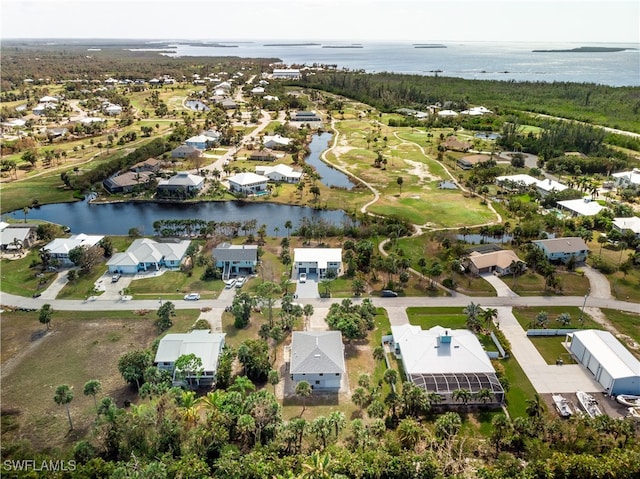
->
[404,159,441,182]
[584,306,638,351]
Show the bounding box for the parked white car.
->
[184,293,200,300]
[224,279,236,289]
[235,277,246,288]
[299,273,307,283]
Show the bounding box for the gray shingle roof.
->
[213,243,258,262]
[290,331,345,375]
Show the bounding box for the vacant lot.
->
[1,308,198,451]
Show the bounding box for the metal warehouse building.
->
[567,329,640,396]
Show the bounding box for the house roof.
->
[392,324,496,375]
[228,172,269,186]
[263,134,292,147]
[213,242,258,262]
[44,234,104,255]
[557,198,606,216]
[496,174,539,187]
[0,227,33,247]
[172,145,201,155]
[613,217,640,235]
[255,164,302,179]
[158,172,204,188]
[536,178,568,193]
[612,169,640,185]
[468,249,522,270]
[106,238,190,267]
[571,330,640,380]
[294,248,342,269]
[154,330,226,373]
[532,237,588,254]
[290,331,345,375]
[104,171,151,188]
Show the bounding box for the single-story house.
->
[612,217,640,238]
[154,330,226,386]
[437,109,459,117]
[262,134,292,150]
[227,172,269,195]
[466,249,524,276]
[130,157,161,173]
[612,169,640,188]
[495,174,540,191]
[103,103,123,115]
[532,237,589,264]
[185,135,211,150]
[392,324,504,404]
[106,238,190,273]
[556,198,606,217]
[171,145,202,159]
[43,233,104,267]
[39,95,59,103]
[290,111,321,122]
[213,242,258,279]
[249,150,277,162]
[0,224,38,251]
[457,154,492,170]
[201,129,221,143]
[272,68,301,79]
[217,98,237,110]
[255,164,302,183]
[461,106,493,115]
[251,86,265,95]
[535,178,568,197]
[157,172,205,198]
[33,103,57,115]
[290,331,345,391]
[442,136,471,151]
[293,248,342,279]
[567,329,640,396]
[103,171,152,194]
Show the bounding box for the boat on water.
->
[552,394,573,417]
[616,394,640,407]
[576,391,603,418]
[627,407,640,419]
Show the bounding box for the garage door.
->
[309,268,317,274]
[587,355,599,376]
[299,268,306,273]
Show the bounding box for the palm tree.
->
[54,384,74,430]
[463,302,481,332]
[83,379,102,413]
[509,260,526,289]
[229,375,256,396]
[525,393,544,420]
[309,416,332,449]
[284,220,293,237]
[268,369,279,393]
[474,388,493,404]
[397,417,422,449]
[480,307,498,331]
[452,388,473,405]
[597,233,608,258]
[39,303,53,330]
[327,411,346,439]
[296,380,312,416]
[383,368,398,388]
[301,451,331,479]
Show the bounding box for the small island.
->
[322,44,364,49]
[413,44,447,49]
[263,43,321,47]
[532,46,632,53]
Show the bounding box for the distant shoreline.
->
[413,44,447,49]
[532,46,634,53]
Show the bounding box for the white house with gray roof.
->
[293,248,342,279]
[154,330,226,386]
[532,237,589,263]
[106,238,190,274]
[227,172,268,195]
[157,172,204,198]
[255,164,302,183]
[213,243,258,279]
[290,331,345,391]
[43,233,104,267]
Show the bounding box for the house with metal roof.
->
[293,248,342,279]
[154,330,226,387]
[612,169,640,187]
[567,329,640,396]
[103,171,152,194]
[556,198,606,217]
[227,172,269,195]
[532,237,589,263]
[43,233,104,267]
[157,172,204,198]
[612,217,640,238]
[255,164,302,183]
[212,243,258,279]
[185,135,211,150]
[106,238,190,274]
[290,331,345,391]
[391,324,504,404]
[535,178,568,196]
[171,144,202,159]
[0,224,38,251]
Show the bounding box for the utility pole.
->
[579,288,590,324]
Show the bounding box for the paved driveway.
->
[480,273,518,297]
[295,276,319,299]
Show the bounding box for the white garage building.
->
[567,329,640,396]
[293,248,342,279]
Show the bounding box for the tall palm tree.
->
[54,384,74,430]
[480,307,498,331]
[452,388,473,405]
[83,379,102,413]
[229,376,256,396]
[296,380,312,416]
[327,411,346,439]
[301,451,331,479]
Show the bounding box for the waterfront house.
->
[227,172,269,195]
[171,145,202,159]
[466,249,524,276]
[212,242,258,279]
[43,233,104,267]
[293,248,342,280]
[556,198,606,217]
[255,164,302,183]
[157,172,204,198]
[106,238,190,274]
[103,171,152,194]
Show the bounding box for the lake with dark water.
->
[305,132,354,189]
[10,201,352,236]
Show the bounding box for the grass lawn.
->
[502,270,590,296]
[0,309,160,451]
[406,306,468,329]
[128,267,224,300]
[0,250,58,296]
[500,356,538,418]
[512,306,597,330]
[529,337,576,365]
[600,308,640,356]
[57,267,107,299]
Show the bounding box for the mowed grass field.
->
[1,308,199,451]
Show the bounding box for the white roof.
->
[158,172,204,188]
[0,227,32,247]
[39,96,59,103]
[155,330,225,373]
[536,178,568,193]
[572,330,640,380]
[107,239,190,267]
[437,109,458,117]
[186,135,210,143]
[255,164,302,179]
[294,248,342,269]
[392,324,495,375]
[496,174,539,187]
[612,169,640,185]
[263,134,292,147]
[2,119,27,127]
[228,172,268,186]
[613,217,640,234]
[44,233,104,255]
[557,198,606,216]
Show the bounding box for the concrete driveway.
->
[480,273,519,297]
[295,276,320,299]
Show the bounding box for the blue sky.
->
[2,0,638,43]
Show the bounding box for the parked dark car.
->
[381,290,398,297]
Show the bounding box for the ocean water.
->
[160,41,640,87]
